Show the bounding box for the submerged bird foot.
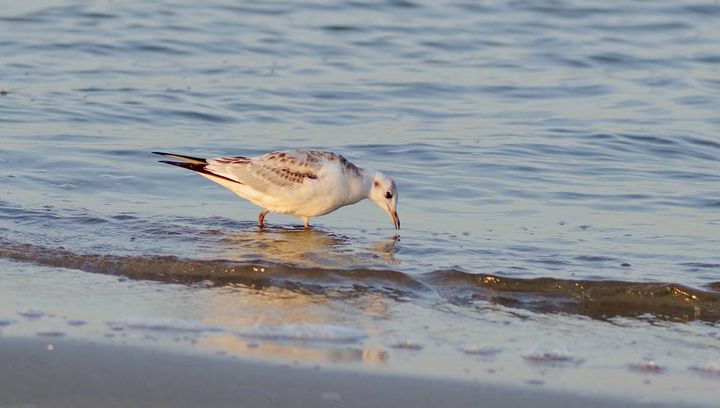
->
[302,217,310,230]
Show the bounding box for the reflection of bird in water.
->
[196,284,391,365]
[214,227,400,268]
[188,229,406,364]
[368,235,401,266]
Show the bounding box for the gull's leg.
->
[258,210,269,229]
[302,217,310,230]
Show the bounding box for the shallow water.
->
[1,0,719,404]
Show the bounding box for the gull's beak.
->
[387,207,400,230]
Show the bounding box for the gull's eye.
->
[385,192,393,199]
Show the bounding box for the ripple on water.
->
[628,361,665,373]
[461,345,502,356]
[688,363,720,377]
[36,331,66,338]
[18,310,45,319]
[2,234,720,323]
[106,317,222,334]
[390,340,424,350]
[236,324,367,343]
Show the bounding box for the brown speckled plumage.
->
[212,156,251,165]
[198,150,358,192]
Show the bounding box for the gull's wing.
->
[204,151,329,194]
[155,150,361,195]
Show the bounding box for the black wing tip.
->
[152,151,208,163]
[157,160,244,185]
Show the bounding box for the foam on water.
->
[523,344,580,364]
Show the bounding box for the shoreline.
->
[0,336,690,408]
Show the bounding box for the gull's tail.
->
[152,151,242,185]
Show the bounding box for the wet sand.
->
[0,336,686,408]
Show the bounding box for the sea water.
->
[1,0,719,405]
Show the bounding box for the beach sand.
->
[0,336,682,408]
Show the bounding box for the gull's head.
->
[368,171,399,230]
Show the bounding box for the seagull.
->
[153,150,399,230]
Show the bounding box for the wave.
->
[1,238,718,323]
